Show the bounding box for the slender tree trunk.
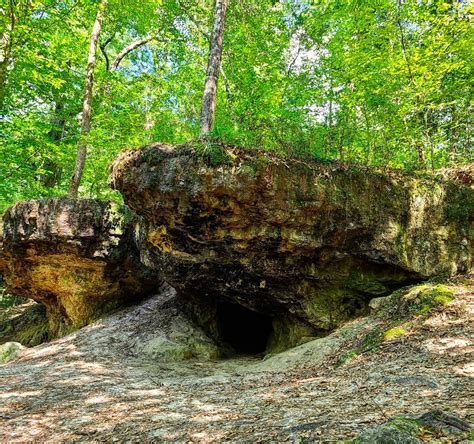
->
[423,109,436,169]
[362,108,373,165]
[69,0,107,197]
[325,77,334,158]
[180,8,232,103]
[395,0,426,166]
[0,0,15,111]
[199,0,228,137]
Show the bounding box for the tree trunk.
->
[0,0,15,111]
[199,0,228,137]
[69,0,107,197]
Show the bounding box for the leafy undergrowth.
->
[0,278,472,442]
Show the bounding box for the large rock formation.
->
[110,144,473,352]
[1,199,160,334]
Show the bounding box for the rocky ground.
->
[0,279,473,442]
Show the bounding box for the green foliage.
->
[190,139,234,166]
[0,284,25,309]
[1,0,472,210]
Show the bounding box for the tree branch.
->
[110,35,155,71]
[99,35,113,72]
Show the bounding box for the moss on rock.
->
[383,326,407,341]
[335,349,360,367]
[0,342,25,364]
[399,284,454,316]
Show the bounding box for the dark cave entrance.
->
[216,301,273,355]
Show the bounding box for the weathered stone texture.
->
[1,198,160,334]
[110,144,473,350]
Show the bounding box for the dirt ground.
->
[0,283,472,442]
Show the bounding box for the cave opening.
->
[216,301,273,355]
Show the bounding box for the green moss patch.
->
[400,284,454,316]
[388,416,422,436]
[0,342,25,364]
[362,326,384,349]
[352,411,473,443]
[383,326,407,341]
[335,349,359,367]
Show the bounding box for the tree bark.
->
[0,0,16,111]
[69,0,107,197]
[182,9,232,103]
[199,0,228,137]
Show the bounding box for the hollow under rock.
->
[216,301,274,355]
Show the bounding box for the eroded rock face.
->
[1,199,161,334]
[110,144,473,351]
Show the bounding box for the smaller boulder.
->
[1,199,161,335]
[356,411,472,444]
[368,295,391,313]
[417,410,472,434]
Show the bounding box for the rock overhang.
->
[110,144,473,352]
[1,145,471,355]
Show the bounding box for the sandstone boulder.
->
[1,199,160,334]
[110,144,473,352]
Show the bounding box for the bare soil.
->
[0,282,472,442]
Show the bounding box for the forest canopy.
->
[0,0,472,211]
